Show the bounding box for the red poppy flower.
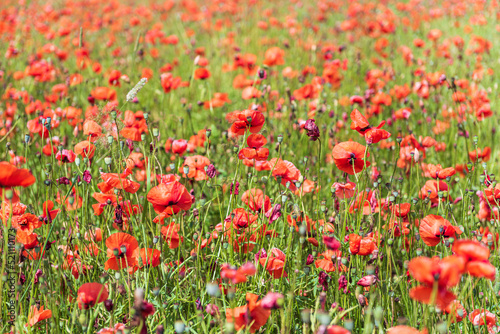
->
[134,248,161,268]
[331,182,356,199]
[293,83,321,100]
[161,223,183,249]
[77,283,109,309]
[259,248,287,278]
[331,142,370,175]
[241,189,271,212]
[41,200,59,223]
[74,141,96,159]
[422,164,456,179]
[444,300,467,323]
[194,67,211,80]
[419,214,462,247]
[226,293,271,333]
[469,309,497,334]
[180,155,211,180]
[350,109,390,144]
[98,168,140,194]
[104,232,139,270]
[221,262,256,284]
[147,180,192,216]
[226,109,265,136]
[90,87,117,101]
[452,240,496,280]
[11,213,42,233]
[469,147,491,162]
[229,208,258,229]
[408,256,465,309]
[268,158,301,190]
[171,139,188,155]
[349,233,378,256]
[263,47,285,66]
[315,250,345,272]
[238,134,269,161]
[419,180,449,206]
[0,162,36,188]
[387,326,428,334]
[27,305,52,327]
[83,120,102,141]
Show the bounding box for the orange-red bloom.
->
[0,162,36,188]
[331,142,370,175]
[104,233,139,270]
[419,214,462,247]
[27,305,52,327]
[147,180,192,217]
[408,256,465,309]
[77,283,109,309]
[226,293,271,333]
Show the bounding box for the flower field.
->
[1,0,500,333]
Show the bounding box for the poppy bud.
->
[156,325,164,334]
[174,320,185,333]
[300,309,311,324]
[317,311,331,325]
[4,189,13,200]
[206,282,220,297]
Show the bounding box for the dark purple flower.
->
[104,299,114,312]
[114,204,124,226]
[318,271,329,291]
[338,275,349,294]
[34,269,43,284]
[195,297,203,311]
[57,177,70,185]
[82,170,92,184]
[323,235,340,251]
[304,119,320,141]
[265,203,282,223]
[230,181,239,195]
[206,164,217,178]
